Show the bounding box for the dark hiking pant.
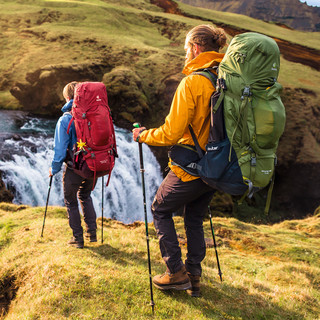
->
[151,170,215,276]
[63,167,97,239]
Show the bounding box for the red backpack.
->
[67,82,117,186]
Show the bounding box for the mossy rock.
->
[103,66,150,129]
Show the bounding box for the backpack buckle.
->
[251,156,256,166]
[217,78,227,91]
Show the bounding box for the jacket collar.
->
[182,51,225,76]
[61,99,73,113]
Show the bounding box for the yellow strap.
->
[176,143,197,152]
[264,173,275,215]
[238,189,249,205]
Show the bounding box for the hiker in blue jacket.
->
[49,81,97,248]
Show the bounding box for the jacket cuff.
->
[51,161,62,175]
[136,129,147,142]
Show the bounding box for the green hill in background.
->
[0,203,319,319]
[178,0,320,32]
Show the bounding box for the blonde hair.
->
[63,81,77,100]
[186,25,227,52]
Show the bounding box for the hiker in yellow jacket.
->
[133,24,227,297]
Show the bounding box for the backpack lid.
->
[73,82,109,111]
[219,32,280,89]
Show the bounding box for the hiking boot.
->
[85,231,97,242]
[152,265,191,291]
[186,273,201,297]
[68,237,84,249]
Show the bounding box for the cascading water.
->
[0,111,163,224]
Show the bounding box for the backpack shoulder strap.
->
[66,116,74,135]
[188,124,203,158]
[191,67,218,88]
[187,67,218,158]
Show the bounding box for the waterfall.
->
[0,113,163,224]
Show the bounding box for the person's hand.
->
[49,167,53,177]
[132,127,146,142]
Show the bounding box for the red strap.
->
[106,171,112,187]
[67,118,74,134]
[92,159,96,191]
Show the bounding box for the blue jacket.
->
[51,100,77,175]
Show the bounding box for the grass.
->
[0,203,319,319]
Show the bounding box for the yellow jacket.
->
[139,51,225,181]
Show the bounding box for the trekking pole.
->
[133,122,155,315]
[101,176,104,244]
[208,205,223,282]
[41,175,53,237]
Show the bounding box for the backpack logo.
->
[271,63,277,71]
[96,95,101,102]
[207,146,219,151]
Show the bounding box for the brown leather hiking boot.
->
[68,237,84,249]
[152,265,192,291]
[186,274,201,297]
[85,231,97,242]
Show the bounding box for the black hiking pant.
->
[63,166,97,239]
[151,170,215,276]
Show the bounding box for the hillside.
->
[0,203,319,319]
[179,0,320,31]
[0,0,320,220]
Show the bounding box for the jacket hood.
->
[182,51,225,76]
[61,99,73,113]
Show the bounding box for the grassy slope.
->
[177,1,320,50]
[0,203,319,319]
[0,0,319,110]
[176,1,320,98]
[0,0,188,110]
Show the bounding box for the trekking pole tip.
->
[150,301,155,315]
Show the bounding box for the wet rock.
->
[0,172,14,203]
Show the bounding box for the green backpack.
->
[219,32,286,195]
[170,32,286,213]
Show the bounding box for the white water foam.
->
[0,127,163,224]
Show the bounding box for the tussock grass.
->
[0,203,319,319]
